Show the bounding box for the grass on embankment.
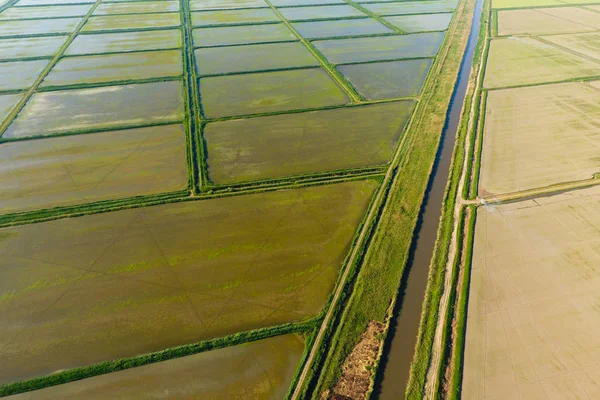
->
[306,0,478,397]
[407,1,490,398]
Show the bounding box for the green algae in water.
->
[313,31,444,64]
[195,42,318,76]
[338,59,433,100]
[82,13,181,32]
[205,101,415,184]
[3,81,185,138]
[93,1,180,15]
[292,18,393,39]
[42,50,182,87]
[0,59,48,91]
[191,8,279,26]
[0,36,66,60]
[277,4,365,21]
[200,68,348,118]
[0,18,80,37]
[192,24,296,47]
[66,30,181,55]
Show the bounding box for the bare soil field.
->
[6,334,304,400]
[496,8,596,36]
[544,32,600,61]
[479,82,600,196]
[463,185,600,399]
[484,37,600,88]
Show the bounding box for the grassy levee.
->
[447,205,477,400]
[285,330,319,400]
[0,318,320,397]
[35,75,184,93]
[404,1,488,393]
[431,207,466,400]
[0,0,17,13]
[299,0,477,397]
[0,174,383,228]
[180,0,204,193]
[468,90,487,199]
[342,0,408,34]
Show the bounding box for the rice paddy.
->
[0,0,459,396]
[313,32,445,64]
[0,124,188,213]
[4,81,185,138]
[0,181,376,383]
[496,8,597,36]
[6,334,305,400]
[199,69,349,118]
[204,101,414,183]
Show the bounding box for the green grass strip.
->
[448,205,477,400]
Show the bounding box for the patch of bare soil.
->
[322,321,386,400]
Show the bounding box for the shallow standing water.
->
[372,0,484,397]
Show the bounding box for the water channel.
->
[372,0,484,397]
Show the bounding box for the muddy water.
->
[372,0,483,397]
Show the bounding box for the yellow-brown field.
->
[463,185,600,400]
[484,37,599,88]
[479,82,600,196]
[496,8,596,36]
[544,32,600,61]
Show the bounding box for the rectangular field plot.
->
[545,32,600,61]
[93,1,179,15]
[192,24,296,47]
[7,334,304,400]
[338,59,432,100]
[534,7,600,30]
[13,0,94,4]
[463,186,600,400]
[272,0,345,4]
[205,101,413,183]
[484,37,600,89]
[496,9,597,36]
[0,180,376,383]
[277,5,365,21]
[362,1,455,16]
[491,0,563,8]
[313,32,444,64]
[0,59,47,91]
[292,18,393,39]
[195,42,318,76]
[0,4,91,19]
[66,29,181,55]
[200,68,348,118]
[385,13,452,33]
[191,8,279,27]
[3,81,184,138]
[189,0,268,10]
[0,93,22,125]
[0,36,66,60]
[0,17,80,37]
[479,83,600,196]
[0,124,188,213]
[42,50,182,87]
[82,13,180,32]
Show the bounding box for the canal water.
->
[372,0,484,397]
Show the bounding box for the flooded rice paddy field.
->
[463,1,600,399]
[0,124,188,213]
[6,334,305,400]
[0,0,460,396]
[0,181,376,382]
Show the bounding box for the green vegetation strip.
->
[447,205,477,400]
[181,0,204,193]
[295,0,476,397]
[0,318,319,397]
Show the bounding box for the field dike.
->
[288,0,479,398]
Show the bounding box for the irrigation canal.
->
[372,0,484,397]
